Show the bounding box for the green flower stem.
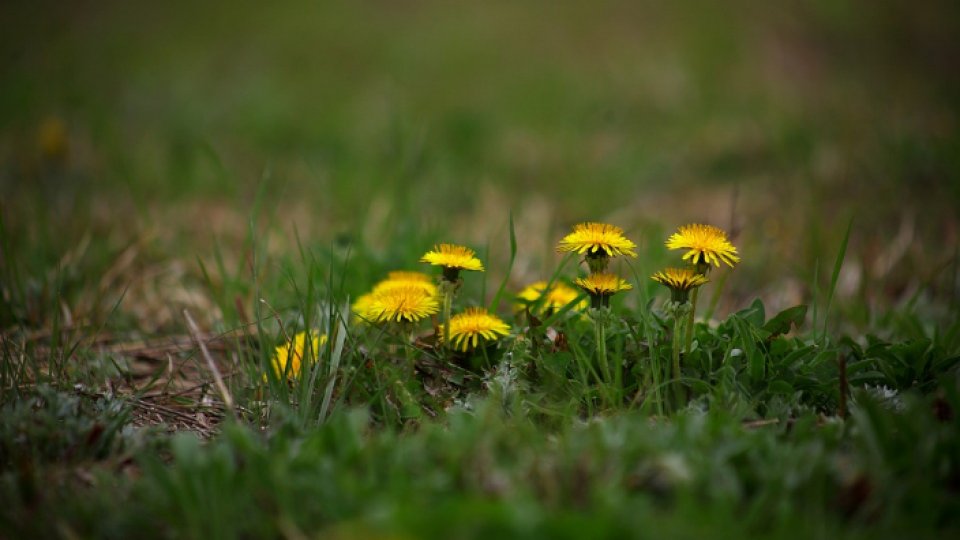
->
[442,289,453,352]
[683,286,699,358]
[590,308,617,408]
[595,317,610,385]
[404,327,417,378]
[393,322,417,378]
[672,312,683,410]
[439,279,457,355]
[652,351,664,416]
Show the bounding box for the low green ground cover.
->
[1,223,958,538]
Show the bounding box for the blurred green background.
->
[1,0,958,331]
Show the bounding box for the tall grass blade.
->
[319,312,347,424]
[488,211,517,313]
[821,218,852,343]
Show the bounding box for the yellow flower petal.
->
[666,224,740,268]
[443,307,510,352]
[574,273,633,296]
[651,267,709,292]
[269,331,327,380]
[420,243,484,272]
[362,286,439,324]
[515,280,586,314]
[557,222,637,258]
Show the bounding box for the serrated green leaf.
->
[735,298,766,327]
[763,305,808,338]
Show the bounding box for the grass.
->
[1,216,957,537]
[2,0,960,538]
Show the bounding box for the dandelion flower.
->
[385,270,435,285]
[557,222,637,267]
[444,307,511,352]
[269,331,327,380]
[515,280,586,314]
[574,272,633,308]
[354,271,440,324]
[651,267,710,290]
[352,292,377,323]
[366,285,440,323]
[420,243,484,282]
[422,244,484,349]
[373,271,438,296]
[665,224,740,269]
[651,267,709,303]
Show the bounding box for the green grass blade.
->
[319,311,347,423]
[488,211,517,313]
[821,218,853,343]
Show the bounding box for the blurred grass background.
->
[1,0,958,333]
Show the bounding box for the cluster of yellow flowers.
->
[557,222,634,309]
[653,223,740,303]
[268,222,739,380]
[349,243,510,353]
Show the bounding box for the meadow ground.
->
[1,1,959,538]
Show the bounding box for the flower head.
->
[269,331,327,380]
[665,224,739,269]
[574,272,633,308]
[385,270,435,284]
[651,267,709,303]
[352,292,377,323]
[373,271,438,296]
[557,223,637,269]
[421,243,484,282]
[515,280,586,314]
[444,307,511,352]
[354,271,440,323]
[364,286,439,324]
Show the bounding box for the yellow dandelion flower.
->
[386,270,435,284]
[575,273,633,296]
[444,307,511,352]
[373,271,439,296]
[557,222,637,259]
[574,272,632,308]
[515,280,586,314]
[665,224,740,268]
[269,331,327,380]
[355,271,440,324]
[421,244,484,271]
[352,292,377,323]
[366,285,439,323]
[651,267,709,303]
